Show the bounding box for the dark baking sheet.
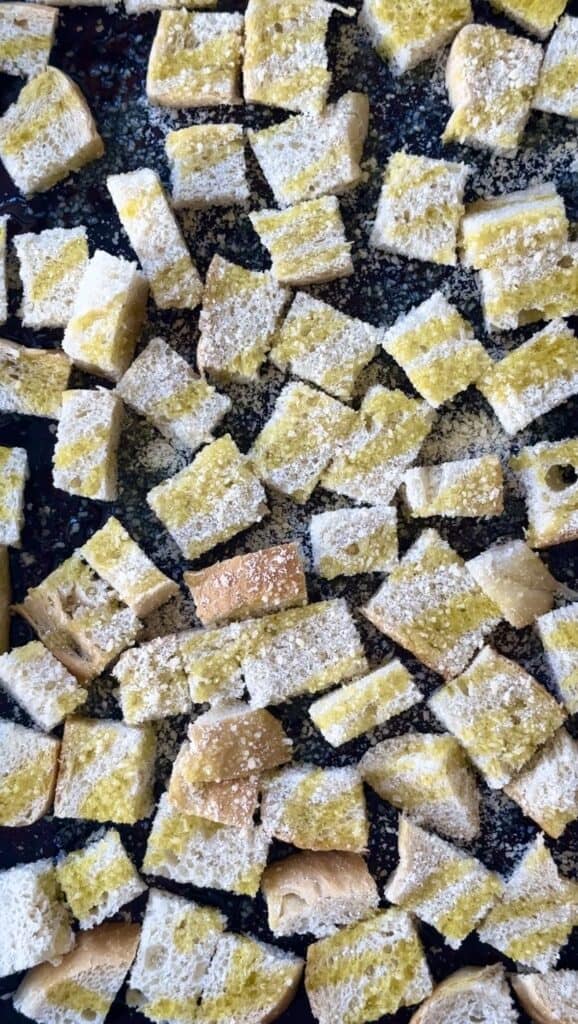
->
[1,0,578,1021]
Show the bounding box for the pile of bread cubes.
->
[0,0,577,1022]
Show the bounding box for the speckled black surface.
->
[0,1,578,1021]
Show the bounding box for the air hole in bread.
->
[545,464,577,491]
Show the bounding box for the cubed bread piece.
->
[126,0,217,11]
[166,123,248,209]
[185,701,292,782]
[248,92,369,208]
[250,196,353,286]
[385,818,503,949]
[490,0,566,39]
[403,456,504,518]
[478,834,578,971]
[0,444,27,546]
[409,964,518,1024]
[261,764,368,852]
[168,743,260,827]
[198,255,289,381]
[538,603,578,711]
[147,434,268,560]
[512,970,578,1024]
[143,791,270,896]
[430,646,566,788]
[146,10,243,107]
[382,292,490,408]
[14,226,88,329]
[322,386,434,504]
[510,438,578,548]
[0,338,70,418]
[0,216,7,323]
[0,3,56,78]
[461,183,569,270]
[107,169,202,309]
[116,337,230,453]
[310,506,398,579]
[467,539,559,629]
[62,250,147,382]
[54,717,155,825]
[363,529,501,679]
[0,640,85,731]
[57,829,146,929]
[309,660,422,746]
[443,24,543,155]
[306,908,432,1024]
[480,244,578,332]
[127,889,225,1024]
[0,859,73,976]
[113,633,191,724]
[14,922,140,1024]
[53,389,122,502]
[534,16,578,119]
[180,619,256,703]
[185,542,307,627]
[371,153,469,265]
[0,66,103,195]
[361,0,472,74]
[270,292,379,401]
[360,732,480,843]
[249,382,357,503]
[0,720,59,826]
[505,729,578,839]
[0,547,10,653]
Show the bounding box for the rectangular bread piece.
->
[146,10,243,107]
[0,859,74,976]
[57,828,146,929]
[53,388,123,502]
[537,602,578,712]
[0,3,57,77]
[403,455,504,517]
[460,183,569,269]
[534,15,578,119]
[166,123,248,209]
[0,338,71,418]
[466,539,559,628]
[361,0,472,73]
[261,763,369,852]
[310,505,398,579]
[480,243,578,331]
[0,639,86,730]
[0,720,60,827]
[250,196,353,286]
[14,225,88,328]
[510,438,578,548]
[0,444,28,546]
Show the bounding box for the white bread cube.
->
[443,25,543,155]
[0,3,57,78]
[14,226,88,328]
[0,444,27,545]
[184,701,292,782]
[107,169,202,309]
[57,829,145,929]
[385,818,503,949]
[538,603,578,712]
[510,438,578,548]
[0,858,74,976]
[512,970,578,1024]
[250,196,353,286]
[146,10,243,107]
[0,640,85,730]
[430,646,566,788]
[0,66,103,195]
[0,338,71,418]
[505,728,578,839]
[361,0,472,74]
[467,539,559,628]
[310,506,397,579]
[371,153,469,266]
[176,620,252,704]
[53,389,122,502]
[0,720,59,827]
[480,243,578,331]
[166,123,248,209]
[409,964,518,1024]
[309,661,422,746]
[113,633,192,724]
[116,336,230,453]
[535,16,578,119]
[403,455,504,517]
[168,743,259,827]
[490,0,566,39]
[261,763,368,852]
[0,547,8,654]
[0,216,7,323]
[363,529,502,679]
[461,183,569,270]
[126,0,217,11]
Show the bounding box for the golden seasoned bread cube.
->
[310,505,398,579]
[53,389,122,502]
[0,640,85,730]
[146,10,243,107]
[0,338,70,418]
[409,964,518,1024]
[0,720,59,827]
[490,0,566,39]
[510,437,578,548]
[184,701,292,783]
[480,243,578,331]
[14,225,88,328]
[403,455,503,517]
[261,764,369,852]
[168,744,259,827]
[512,969,578,1024]
[467,539,559,628]
[538,602,578,712]
[57,829,146,929]
[505,728,578,839]
[361,0,472,74]
[250,196,353,286]
[534,16,578,119]
[166,123,248,209]
[460,183,569,270]
[0,859,73,976]
[0,3,57,78]
[0,444,27,546]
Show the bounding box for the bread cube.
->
[385,818,503,949]
[261,764,368,852]
[107,169,202,309]
[249,382,356,503]
[166,123,248,209]
[143,791,270,895]
[0,4,56,78]
[116,337,230,453]
[53,389,122,502]
[505,729,578,839]
[57,829,146,929]
[0,640,86,730]
[179,619,254,703]
[480,244,578,331]
[113,633,191,724]
[363,529,501,679]
[467,539,559,628]
[126,0,217,11]
[0,216,7,323]
[271,292,379,402]
[410,964,518,1024]
[535,16,578,119]
[146,10,243,107]
[0,444,27,546]
[0,859,73,976]
[478,835,578,971]
[0,338,70,418]
[168,743,259,827]
[0,66,103,195]
[306,908,432,1024]
[461,183,569,270]
[403,455,504,518]
[371,153,469,266]
[322,386,434,504]
[14,225,88,328]
[361,0,472,74]
[250,196,353,286]
[512,970,578,1024]
[490,0,566,39]
[510,437,578,548]
[430,646,566,788]
[310,506,397,580]
[360,732,480,843]
[0,721,59,826]
[443,25,543,155]
[538,603,578,712]
[184,701,292,782]
[147,434,267,560]
[0,547,9,654]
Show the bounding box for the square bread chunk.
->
[310,506,398,579]
[309,660,422,746]
[363,529,501,679]
[270,292,379,402]
[360,732,480,843]
[430,645,566,788]
[490,0,566,39]
[198,255,289,381]
[185,701,292,782]
[467,539,559,629]
[107,169,202,309]
[53,388,122,502]
[168,744,260,827]
[403,455,504,518]
[166,123,248,209]
[0,859,73,977]
[146,10,243,107]
[505,729,578,839]
[538,602,578,712]
[113,633,192,724]
[513,971,578,1024]
[261,764,368,852]
[384,818,503,949]
[0,339,71,418]
[510,437,578,548]
[0,444,27,546]
[410,964,518,1024]
[0,66,103,195]
[250,196,353,286]
[0,640,85,730]
[62,250,148,382]
[117,337,230,453]
[370,153,469,266]
[306,908,432,1024]
[534,16,578,119]
[0,720,59,827]
[443,25,543,155]
[478,835,578,971]
[14,225,88,329]
[54,717,156,825]
[460,183,569,270]
[361,0,472,74]
[480,243,578,331]
[0,216,7,323]
[180,619,255,704]
[147,434,268,560]
[0,3,57,78]
[57,829,146,929]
